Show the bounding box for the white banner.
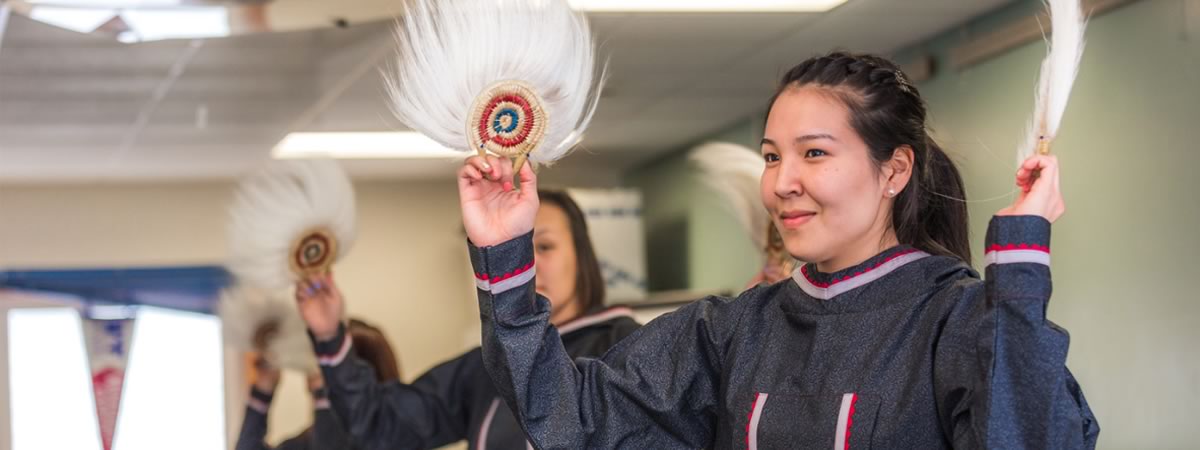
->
[568,189,648,303]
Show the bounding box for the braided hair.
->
[766,51,971,263]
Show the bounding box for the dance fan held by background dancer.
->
[222,159,400,450]
[295,190,639,449]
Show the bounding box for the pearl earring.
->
[887,188,896,197]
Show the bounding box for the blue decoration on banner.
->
[584,208,643,218]
[104,321,127,356]
[0,266,232,315]
[599,260,646,290]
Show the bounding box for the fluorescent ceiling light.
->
[568,0,847,13]
[274,132,463,159]
[26,0,180,6]
[29,7,115,34]
[28,4,229,42]
[116,31,138,43]
[119,7,229,42]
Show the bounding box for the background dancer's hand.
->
[459,154,539,247]
[295,273,344,341]
[249,321,281,392]
[249,354,281,393]
[997,154,1065,223]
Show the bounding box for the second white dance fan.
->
[223,159,357,372]
[227,159,357,291]
[689,141,797,282]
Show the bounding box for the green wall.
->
[625,117,763,293]
[628,0,1200,445]
[900,1,1200,446]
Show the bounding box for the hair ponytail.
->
[768,51,972,262]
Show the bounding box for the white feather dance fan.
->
[688,141,798,280]
[1020,0,1086,160]
[227,159,357,291]
[223,159,355,371]
[386,0,602,169]
[218,285,317,372]
[688,142,769,252]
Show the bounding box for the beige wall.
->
[0,180,479,448]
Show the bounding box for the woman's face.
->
[533,203,581,325]
[760,86,897,271]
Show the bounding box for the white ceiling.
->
[0,0,1014,184]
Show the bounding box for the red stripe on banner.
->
[93,367,125,450]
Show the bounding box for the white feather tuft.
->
[226,159,357,291]
[688,142,769,256]
[217,285,318,372]
[224,159,354,373]
[385,0,602,164]
[1020,0,1086,161]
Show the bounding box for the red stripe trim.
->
[481,94,535,147]
[985,243,1050,253]
[475,261,535,282]
[746,393,761,449]
[844,394,858,450]
[801,249,921,289]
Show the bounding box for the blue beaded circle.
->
[492,108,520,134]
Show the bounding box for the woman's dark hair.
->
[347,318,401,382]
[766,51,971,263]
[538,190,606,313]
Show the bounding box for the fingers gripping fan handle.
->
[225,159,353,373]
[469,80,548,170]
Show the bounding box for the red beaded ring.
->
[467,80,547,168]
[289,228,338,279]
